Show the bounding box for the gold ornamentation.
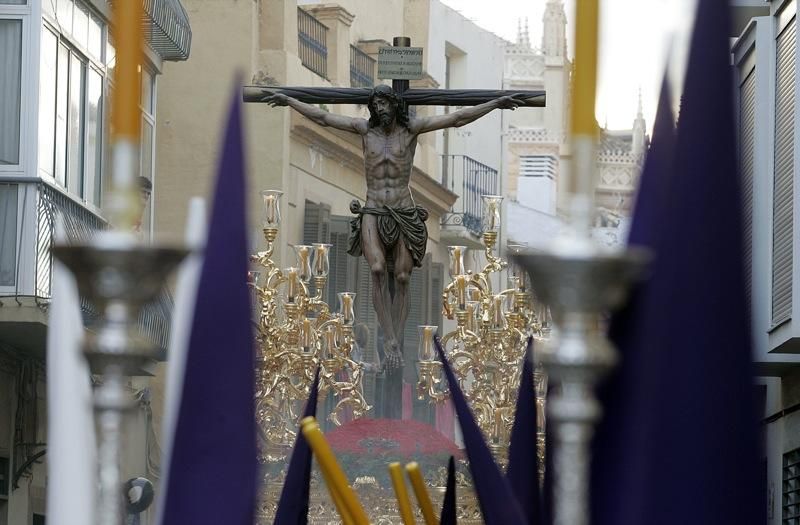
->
[417,195,548,470]
[251,190,370,452]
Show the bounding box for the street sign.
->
[378,46,424,80]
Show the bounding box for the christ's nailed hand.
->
[261,91,289,106]
[497,95,525,110]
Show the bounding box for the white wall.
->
[426,0,505,172]
[518,176,556,215]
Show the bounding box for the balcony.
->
[350,45,375,88]
[298,7,328,79]
[440,155,499,247]
[0,180,172,364]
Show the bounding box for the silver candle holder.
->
[52,231,186,525]
[514,235,648,525]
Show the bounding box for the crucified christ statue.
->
[264,84,521,371]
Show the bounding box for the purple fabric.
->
[434,337,527,525]
[590,75,676,524]
[439,456,457,525]
[274,368,320,525]
[506,337,541,524]
[592,1,764,523]
[161,88,257,524]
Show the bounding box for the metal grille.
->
[36,182,107,298]
[350,45,375,88]
[109,0,192,61]
[740,67,756,304]
[36,182,172,353]
[772,18,795,327]
[441,155,499,236]
[784,448,800,524]
[297,8,328,79]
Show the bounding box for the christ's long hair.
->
[367,85,409,127]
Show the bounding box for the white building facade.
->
[0,1,190,523]
[502,0,645,252]
[732,0,800,522]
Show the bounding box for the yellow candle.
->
[405,462,437,525]
[111,0,142,140]
[388,463,416,525]
[301,418,370,525]
[317,454,354,525]
[570,0,600,137]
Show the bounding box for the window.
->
[0,456,8,495]
[0,19,22,165]
[0,184,18,286]
[739,63,755,304]
[39,5,106,207]
[139,67,156,235]
[784,448,800,524]
[520,155,557,179]
[772,9,795,327]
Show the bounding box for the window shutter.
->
[740,66,756,305]
[327,217,352,310]
[429,262,444,332]
[772,17,795,326]
[403,254,429,368]
[403,255,432,422]
[355,256,379,407]
[302,199,331,245]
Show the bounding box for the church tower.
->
[542,0,567,58]
[632,89,647,157]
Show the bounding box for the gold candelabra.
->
[416,195,548,462]
[250,190,370,450]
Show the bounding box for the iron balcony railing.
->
[298,8,328,79]
[440,155,499,237]
[1,180,173,355]
[350,45,375,88]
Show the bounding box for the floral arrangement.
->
[324,418,465,488]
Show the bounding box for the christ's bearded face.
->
[372,96,397,126]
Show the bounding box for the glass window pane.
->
[138,119,153,237]
[0,20,22,166]
[72,1,88,49]
[106,36,115,72]
[39,28,58,177]
[140,118,153,181]
[56,0,73,33]
[141,68,153,115]
[0,184,18,287]
[42,0,54,16]
[67,53,85,197]
[85,68,102,207]
[0,1,27,4]
[88,14,102,61]
[55,44,69,186]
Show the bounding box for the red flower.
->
[326,419,463,458]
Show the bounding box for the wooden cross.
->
[242,37,545,109]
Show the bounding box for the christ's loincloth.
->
[347,200,429,268]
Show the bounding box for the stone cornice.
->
[305,4,356,27]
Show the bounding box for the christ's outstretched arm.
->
[409,95,524,134]
[263,92,369,135]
